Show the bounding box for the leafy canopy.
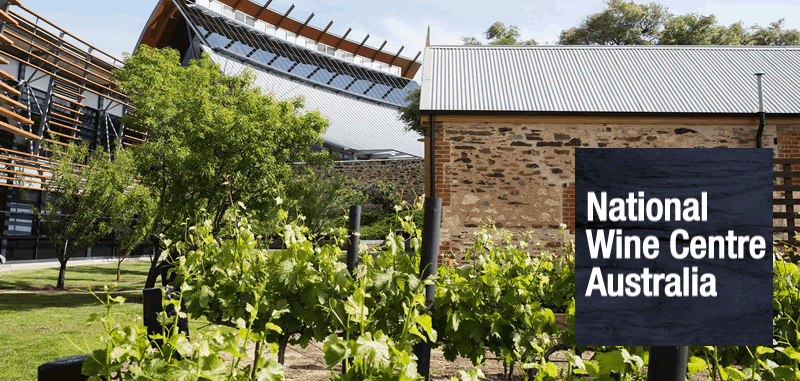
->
[35,139,135,288]
[462,22,537,46]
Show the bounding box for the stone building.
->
[418,45,800,253]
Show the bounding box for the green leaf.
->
[355,333,391,370]
[688,356,708,376]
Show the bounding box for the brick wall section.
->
[333,158,424,211]
[432,120,786,255]
[562,183,575,234]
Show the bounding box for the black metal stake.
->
[342,205,361,374]
[346,205,361,275]
[143,287,189,356]
[647,346,688,381]
[414,197,442,379]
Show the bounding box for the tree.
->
[750,18,800,46]
[398,86,423,136]
[558,0,670,45]
[115,46,329,288]
[660,14,748,45]
[284,164,366,238]
[35,139,131,289]
[112,155,156,281]
[559,0,799,46]
[461,22,537,45]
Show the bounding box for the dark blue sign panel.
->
[575,148,773,346]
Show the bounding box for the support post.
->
[647,346,688,381]
[143,287,189,354]
[414,197,442,379]
[346,205,361,274]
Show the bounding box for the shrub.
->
[362,181,403,212]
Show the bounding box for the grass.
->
[0,261,152,291]
[0,261,213,380]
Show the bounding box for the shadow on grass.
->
[0,292,143,313]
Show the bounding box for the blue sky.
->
[22,0,800,79]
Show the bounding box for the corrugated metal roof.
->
[203,46,423,158]
[420,45,800,114]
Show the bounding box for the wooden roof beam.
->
[388,46,404,67]
[314,20,333,43]
[275,4,294,30]
[334,28,351,50]
[371,40,387,60]
[403,51,422,77]
[297,13,314,36]
[231,0,244,10]
[354,34,369,55]
[254,0,273,19]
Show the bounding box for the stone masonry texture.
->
[432,121,793,256]
[333,158,424,212]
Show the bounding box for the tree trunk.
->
[56,260,67,289]
[117,258,123,282]
[144,236,162,289]
[277,333,290,365]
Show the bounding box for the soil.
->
[224,341,595,380]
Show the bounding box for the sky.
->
[21,0,800,81]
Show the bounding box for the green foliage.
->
[558,0,669,45]
[461,22,537,45]
[116,45,329,287]
[434,225,572,376]
[284,164,366,237]
[660,14,748,45]
[750,19,800,46]
[398,86,424,136]
[558,0,800,46]
[80,286,284,381]
[34,140,136,289]
[362,181,404,213]
[359,209,424,241]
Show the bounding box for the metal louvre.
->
[421,45,800,114]
[204,46,423,158]
[179,0,415,107]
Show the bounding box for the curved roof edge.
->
[138,0,422,79]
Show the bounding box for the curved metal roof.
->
[204,46,424,158]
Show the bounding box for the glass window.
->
[197,0,211,8]
[343,52,355,62]
[211,2,222,13]
[326,46,335,55]
[316,43,328,54]
[296,36,307,46]
[306,40,317,49]
[234,11,245,23]
[391,66,401,75]
[286,32,296,42]
[255,20,267,32]
[276,29,287,40]
[223,5,233,17]
[245,15,255,27]
[335,50,346,59]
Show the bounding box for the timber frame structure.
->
[0,0,146,260]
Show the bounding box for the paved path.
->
[0,256,150,272]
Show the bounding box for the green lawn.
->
[0,261,212,381]
[0,261,152,291]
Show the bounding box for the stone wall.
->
[429,117,793,256]
[333,158,424,211]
